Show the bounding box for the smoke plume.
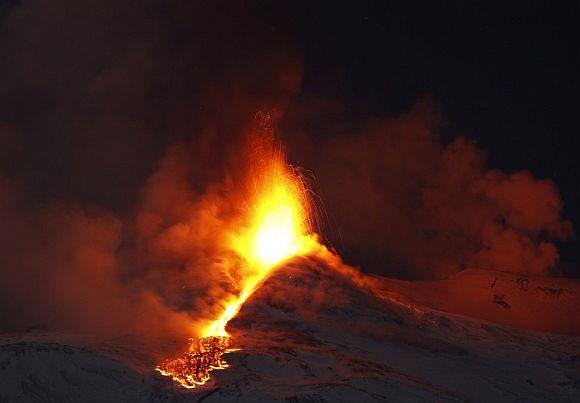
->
[285,97,572,278]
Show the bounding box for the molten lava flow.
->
[156,113,318,388]
[156,336,235,389]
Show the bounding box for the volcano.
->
[3,2,580,402]
[2,256,579,401]
[1,113,578,401]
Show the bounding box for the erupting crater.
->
[156,114,319,388]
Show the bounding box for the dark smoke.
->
[0,0,302,336]
[0,0,301,209]
[0,0,573,340]
[0,175,193,341]
[285,97,572,279]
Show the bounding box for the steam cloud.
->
[0,0,572,341]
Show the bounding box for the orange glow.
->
[234,168,312,268]
[156,113,318,388]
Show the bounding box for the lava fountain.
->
[156,113,319,388]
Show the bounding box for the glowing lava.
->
[156,336,235,389]
[156,113,318,388]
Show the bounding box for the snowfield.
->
[1,257,579,402]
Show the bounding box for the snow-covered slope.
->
[374,268,580,336]
[1,257,579,402]
[0,342,150,402]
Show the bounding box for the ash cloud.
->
[0,0,573,341]
[285,97,572,278]
[0,175,193,342]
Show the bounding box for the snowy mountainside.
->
[1,257,579,402]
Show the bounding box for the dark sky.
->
[1,0,579,275]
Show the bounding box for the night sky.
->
[1,1,579,275]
